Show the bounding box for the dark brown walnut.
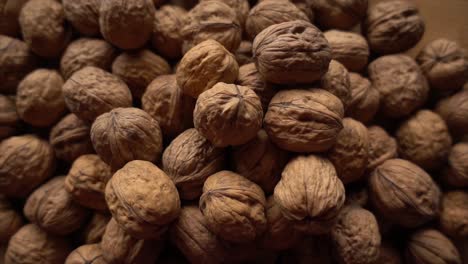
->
[0,135,55,197]
[324,30,370,72]
[65,244,107,264]
[194,83,263,147]
[0,95,19,139]
[264,89,344,153]
[49,114,94,162]
[328,118,369,184]
[181,1,241,53]
[200,170,267,242]
[0,0,28,36]
[368,54,429,118]
[63,0,100,36]
[375,242,403,264]
[162,128,225,200]
[112,49,171,99]
[440,191,468,239]
[231,130,289,194]
[100,218,163,264]
[274,155,345,234]
[443,143,468,188]
[279,235,334,264]
[202,0,249,29]
[320,60,351,109]
[0,35,37,94]
[396,110,452,171]
[245,0,309,40]
[105,160,180,239]
[236,63,276,112]
[79,212,110,244]
[62,66,133,123]
[5,224,72,264]
[152,5,187,60]
[367,126,398,171]
[60,38,117,80]
[253,20,331,84]
[405,229,462,264]
[311,0,367,30]
[16,69,66,127]
[91,108,163,171]
[65,154,112,210]
[176,39,239,98]
[435,90,468,139]
[235,40,253,66]
[99,0,155,50]
[364,0,424,54]
[369,159,441,228]
[0,196,23,243]
[292,0,315,22]
[19,0,70,58]
[331,206,381,264]
[346,73,380,124]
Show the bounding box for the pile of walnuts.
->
[0,0,467,263]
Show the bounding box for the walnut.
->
[274,155,345,234]
[19,0,70,58]
[330,206,381,264]
[80,212,110,244]
[252,20,331,84]
[245,0,309,40]
[0,135,55,198]
[112,49,171,99]
[16,69,66,127]
[368,54,429,118]
[99,0,155,50]
[320,60,351,109]
[236,63,276,112]
[201,0,250,28]
[264,89,344,153]
[367,126,398,172]
[65,244,107,264]
[60,38,117,80]
[162,128,226,200]
[91,108,163,171]
[152,5,187,60]
[194,82,263,147]
[435,90,468,139]
[62,0,100,36]
[405,229,462,264]
[396,110,452,171]
[443,143,468,188]
[440,191,468,239]
[292,0,315,22]
[375,242,403,264]
[200,170,267,242]
[311,0,367,30]
[49,114,94,163]
[0,35,38,94]
[231,130,289,194]
[62,66,133,123]
[346,73,380,124]
[105,160,180,239]
[0,95,20,139]
[369,159,441,228]
[235,40,253,66]
[176,39,239,98]
[324,30,370,72]
[364,0,424,54]
[0,196,23,243]
[0,0,28,36]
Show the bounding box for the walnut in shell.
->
[79,212,110,244]
[443,143,468,188]
[0,95,20,139]
[0,0,29,36]
[367,126,398,171]
[202,0,249,28]
[63,0,100,36]
[312,0,368,30]
[440,191,468,239]
[320,60,351,109]
[324,30,370,72]
[435,90,468,139]
[65,244,107,264]
[235,40,253,66]
[0,196,23,243]
[152,5,187,59]
[405,229,462,264]
[346,73,380,124]
[236,63,276,112]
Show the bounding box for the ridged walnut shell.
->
[62,0,100,36]
[65,244,107,264]
[324,30,369,72]
[346,73,380,124]
[405,229,462,264]
[312,0,368,30]
[0,95,20,139]
[0,0,29,37]
[236,63,276,112]
[79,212,110,244]
[320,60,351,109]
[443,143,468,188]
[440,191,468,239]
[152,5,187,59]
[274,155,345,234]
[0,196,23,242]
[367,126,398,172]
[435,90,468,139]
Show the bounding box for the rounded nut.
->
[324,30,370,72]
[79,212,110,244]
[440,191,468,239]
[0,0,29,37]
[367,126,398,172]
[0,196,23,242]
[405,229,462,264]
[320,60,351,109]
[346,73,380,124]
[443,143,468,188]
[201,0,249,28]
[235,40,253,66]
[151,5,187,59]
[65,244,107,264]
[312,0,368,30]
[0,95,20,140]
[435,90,468,139]
[63,0,100,36]
[236,63,276,112]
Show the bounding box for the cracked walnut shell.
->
[405,229,462,264]
[324,30,370,72]
[346,73,380,124]
[439,191,468,239]
[152,5,187,60]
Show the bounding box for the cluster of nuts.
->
[0,0,468,263]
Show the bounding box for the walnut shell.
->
[105,160,180,239]
[176,39,239,98]
[324,30,369,72]
[369,159,441,228]
[0,196,23,243]
[274,155,345,234]
[162,128,226,200]
[79,212,110,244]
[65,244,107,264]
[367,126,398,171]
[368,54,429,118]
[199,170,267,242]
[252,20,331,84]
[152,5,187,59]
[0,134,55,197]
[16,69,66,127]
[5,224,72,264]
[19,0,70,58]
[264,89,344,153]
[364,0,424,54]
[91,108,163,171]
[63,0,100,36]
[346,73,380,124]
[440,191,468,239]
[0,95,20,139]
[396,110,452,171]
[60,38,117,80]
[99,0,155,50]
[0,0,29,37]
[405,229,462,264]
[112,49,171,99]
[320,60,351,109]
[312,0,367,30]
[202,0,249,29]
[443,143,468,188]
[235,40,253,66]
[63,66,133,123]
[194,82,263,147]
[236,63,276,112]
[435,90,468,139]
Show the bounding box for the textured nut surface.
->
[63,0,100,36]
[274,155,345,234]
[405,229,462,264]
[200,170,267,242]
[235,40,253,66]
[324,30,369,72]
[443,143,468,188]
[367,126,398,171]
[346,73,380,124]
[320,60,351,109]
[368,54,429,118]
[0,0,29,36]
[312,0,368,30]
[194,82,263,147]
[440,191,468,238]
[162,128,225,200]
[152,5,187,59]
[253,20,331,84]
[236,63,276,112]
[435,90,468,139]
[176,39,239,98]
[63,66,133,123]
[65,244,107,264]
[369,159,441,228]
[0,135,55,197]
[264,89,344,153]
[0,196,23,242]
[202,0,249,28]
[79,212,110,244]
[0,95,19,139]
